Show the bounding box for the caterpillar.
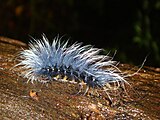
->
[16,34,130,96]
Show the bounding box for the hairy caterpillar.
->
[16,34,132,97]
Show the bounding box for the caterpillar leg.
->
[83,85,89,95]
[75,83,83,95]
[74,81,90,95]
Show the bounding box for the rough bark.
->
[0,37,160,119]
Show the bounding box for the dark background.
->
[0,0,160,67]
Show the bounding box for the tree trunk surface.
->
[0,37,160,120]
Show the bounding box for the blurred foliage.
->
[0,0,160,67]
[133,0,160,66]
